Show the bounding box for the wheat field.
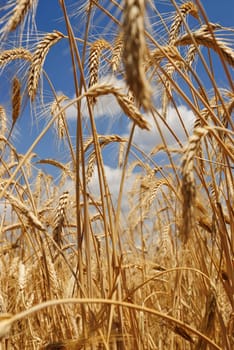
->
[0,0,233,349]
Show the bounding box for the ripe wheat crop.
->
[0,1,233,349]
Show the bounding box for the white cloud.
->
[131,104,195,153]
[88,164,136,214]
[64,103,77,120]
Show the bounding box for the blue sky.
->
[0,0,233,183]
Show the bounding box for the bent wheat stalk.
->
[0,298,222,349]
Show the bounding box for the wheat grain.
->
[28,31,64,100]
[85,83,120,98]
[123,0,152,110]
[160,225,173,257]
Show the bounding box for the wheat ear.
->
[53,191,69,246]
[123,0,152,110]
[51,95,68,140]
[88,38,110,104]
[175,24,234,67]
[147,45,183,118]
[28,31,64,100]
[160,2,198,117]
[86,135,126,182]
[185,44,198,69]
[111,33,123,72]
[0,48,32,66]
[181,127,208,243]
[85,84,150,130]
[0,106,7,138]
[6,0,33,32]
[169,2,199,45]
[147,45,183,68]
[5,192,45,231]
[12,77,21,125]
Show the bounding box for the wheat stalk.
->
[28,31,64,100]
[123,0,152,110]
